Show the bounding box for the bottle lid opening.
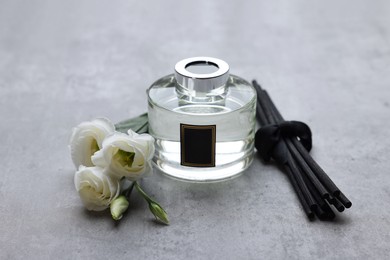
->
[185,61,219,74]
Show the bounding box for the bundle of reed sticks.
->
[253,80,351,219]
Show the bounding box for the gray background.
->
[1,0,389,259]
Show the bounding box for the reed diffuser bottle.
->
[147,57,256,182]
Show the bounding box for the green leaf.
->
[115,113,149,134]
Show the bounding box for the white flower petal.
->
[69,118,115,168]
[74,166,120,211]
[127,129,139,138]
[91,150,108,168]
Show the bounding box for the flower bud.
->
[149,201,169,225]
[110,195,129,220]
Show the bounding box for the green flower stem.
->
[134,181,155,203]
[123,181,136,198]
[135,181,169,225]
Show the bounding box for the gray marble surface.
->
[1,0,390,259]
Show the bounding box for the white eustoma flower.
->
[92,129,155,180]
[74,166,120,211]
[70,118,115,168]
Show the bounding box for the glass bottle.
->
[147,57,256,182]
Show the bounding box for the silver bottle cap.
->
[175,57,230,97]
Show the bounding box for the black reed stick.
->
[292,139,342,197]
[255,82,318,214]
[286,147,318,211]
[285,138,330,199]
[256,82,343,198]
[253,80,351,219]
[285,164,315,219]
[336,192,352,208]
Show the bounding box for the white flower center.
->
[113,149,135,168]
[90,138,99,155]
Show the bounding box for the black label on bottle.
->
[180,124,216,167]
